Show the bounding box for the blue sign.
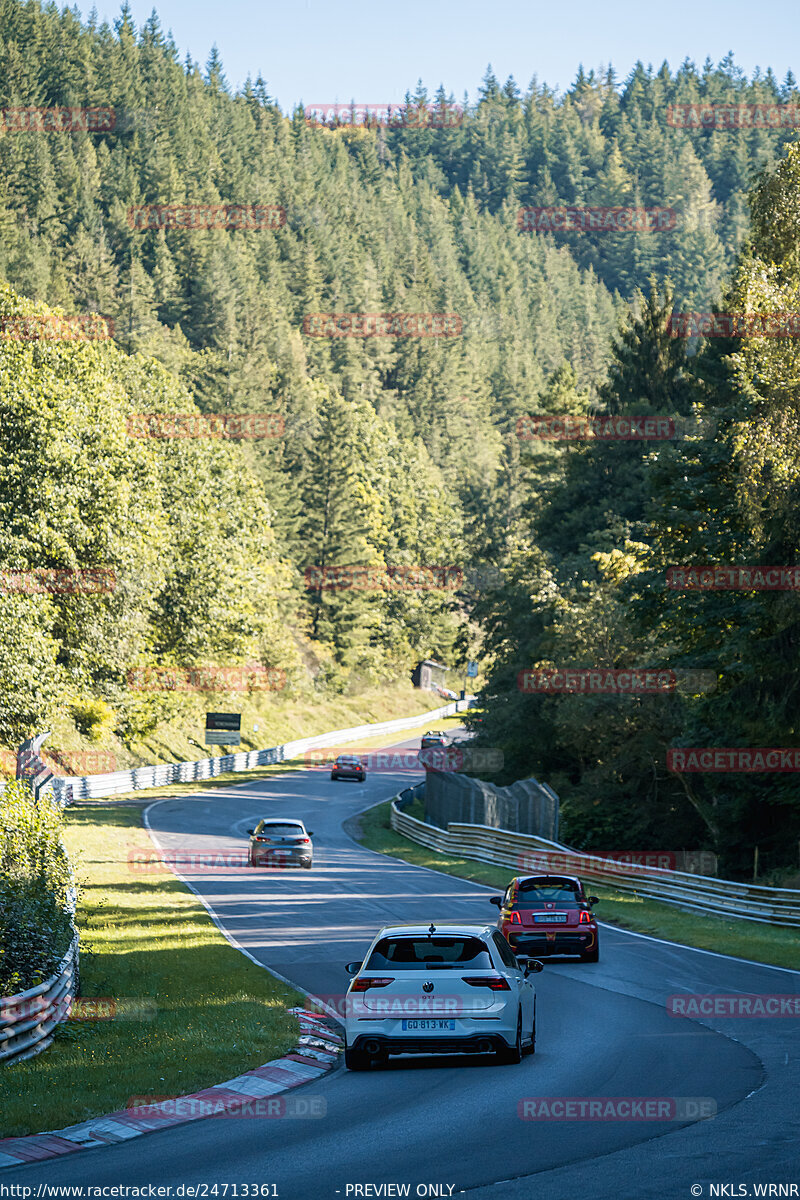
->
[466,661,478,677]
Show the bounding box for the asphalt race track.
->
[6,736,799,1200]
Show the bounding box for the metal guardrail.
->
[390,798,800,928]
[424,766,559,841]
[21,700,472,806]
[0,931,79,1066]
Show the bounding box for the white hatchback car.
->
[343,923,542,1070]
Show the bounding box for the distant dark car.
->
[420,730,447,750]
[331,754,366,782]
[247,819,313,869]
[490,875,599,962]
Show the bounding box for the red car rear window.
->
[510,880,583,907]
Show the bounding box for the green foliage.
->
[0,879,74,996]
[0,283,300,746]
[0,594,62,745]
[596,280,698,416]
[627,142,800,876]
[70,698,115,741]
[471,172,800,876]
[0,781,73,994]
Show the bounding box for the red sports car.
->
[490,874,600,962]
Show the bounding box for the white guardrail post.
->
[390,793,800,929]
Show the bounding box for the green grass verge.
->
[0,805,305,1140]
[348,801,800,972]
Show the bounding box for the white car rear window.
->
[366,936,493,970]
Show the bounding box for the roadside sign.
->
[205,712,241,746]
[466,661,479,678]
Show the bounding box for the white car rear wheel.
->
[525,998,536,1055]
[499,1010,523,1065]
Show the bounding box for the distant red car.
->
[331,754,366,782]
[490,874,600,962]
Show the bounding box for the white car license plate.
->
[273,849,291,855]
[534,912,567,922]
[401,1019,455,1031]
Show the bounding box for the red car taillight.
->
[350,977,393,992]
[579,910,592,924]
[256,837,272,843]
[295,838,310,844]
[462,976,511,990]
[505,910,521,925]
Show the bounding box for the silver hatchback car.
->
[247,819,313,869]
